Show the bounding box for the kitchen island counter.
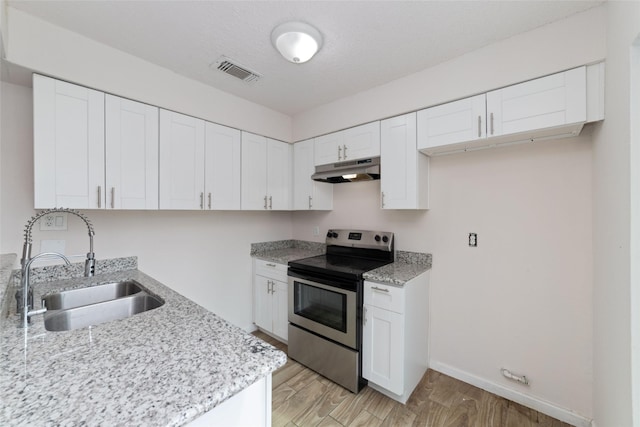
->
[0,259,286,426]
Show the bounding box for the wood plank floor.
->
[253,331,574,427]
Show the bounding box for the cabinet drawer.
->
[255,259,288,282]
[364,281,404,314]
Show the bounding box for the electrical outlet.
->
[40,213,68,231]
[468,233,477,247]
[313,226,320,236]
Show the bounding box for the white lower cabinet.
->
[253,259,288,342]
[363,272,430,404]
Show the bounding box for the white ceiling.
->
[6,0,602,116]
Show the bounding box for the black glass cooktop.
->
[288,254,392,281]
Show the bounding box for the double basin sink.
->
[42,280,163,332]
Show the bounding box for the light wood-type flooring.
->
[253,331,574,427]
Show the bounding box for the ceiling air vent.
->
[214,56,262,84]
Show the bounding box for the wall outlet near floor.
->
[468,233,477,247]
[40,212,67,231]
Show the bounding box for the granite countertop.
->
[364,251,433,286]
[0,257,286,426]
[250,239,325,264]
[250,241,432,286]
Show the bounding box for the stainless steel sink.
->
[44,294,164,332]
[43,281,144,310]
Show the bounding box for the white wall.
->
[291,7,606,423]
[0,82,293,332]
[591,2,640,427]
[4,7,292,142]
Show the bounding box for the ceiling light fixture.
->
[271,21,323,64]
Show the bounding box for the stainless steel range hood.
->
[311,157,380,183]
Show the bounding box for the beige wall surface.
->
[591,2,640,427]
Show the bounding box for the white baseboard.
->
[429,360,593,427]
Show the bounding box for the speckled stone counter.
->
[364,251,433,286]
[0,259,286,426]
[0,254,17,306]
[251,239,325,264]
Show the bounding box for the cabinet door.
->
[266,139,291,210]
[241,132,268,210]
[486,66,586,138]
[272,280,289,341]
[343,121,380,161]
[254,275,273,333]
[293,139,314,210]
[295,139,333,210]
[314,131,343,166]
[381,113,419,210]
[33,74,105,209]
[205,122,241,210]
[159,110,205,210]
[363,304,404,395]
[105,95,159,210]
[417,94,486,150]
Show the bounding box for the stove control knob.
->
[326,231,333,238]
[374,235,381,242]
[382,235,389,243]
[332,232,339,238]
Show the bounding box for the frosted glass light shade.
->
[271,22,323,63]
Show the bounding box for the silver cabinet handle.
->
[269,280,274,294]
[263,195,268,209]
[200,192,204,209]
[363,306,367,325]
[490,112,494,135]
[269,196,273,210]
[208,192,212,210]
[477,116,481,138]
[372,286,389,293]
[338,145,342,161]
[343,144,348,159]
[381,191,385,208]
[308,195,313,209]
[266,263,276,267]
[97,186,101,208]
[111,187,115,209]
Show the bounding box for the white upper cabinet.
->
[314,131,344,166]
[418,65,600,155]
[313,121,380,166]
[205,122,241,210]
[34,74,105,209]
[105,95,159,210]
[342,121,381,161]
[267,138,292,210]
[159,110,205,210]
[486,66,586,137]
[417,94,486,150]
[241,132,291,210]
[293,139,333,210]
[380,113,429,210]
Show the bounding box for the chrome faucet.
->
[18,208,96,328]
[21,208,96,277]
[20,252,71,328]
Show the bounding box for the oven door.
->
[288,276,357,349]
